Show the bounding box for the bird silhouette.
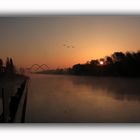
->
[63,44,75,49]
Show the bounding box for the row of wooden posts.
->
[0,80,28,123]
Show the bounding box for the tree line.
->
[0,57,15,75]
[67,51,140,77]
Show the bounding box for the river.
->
[25,74,140,123]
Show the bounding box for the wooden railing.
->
[0,79,29,123]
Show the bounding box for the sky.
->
[1,15,140,69]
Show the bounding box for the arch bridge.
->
[26,64,49,73]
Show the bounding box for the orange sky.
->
[1,15,140,69]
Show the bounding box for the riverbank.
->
[35,71,140,79]
[0,74,29,115]
[0,74,29,96]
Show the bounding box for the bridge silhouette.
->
[26,64,49,72]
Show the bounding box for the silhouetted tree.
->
[6,57,10,73]
[0,58,3,73]
[106,56,113,64]
[69,51,140,77]
[40,51,140,77]
[90,60,99,66]
[112,52,125,62]
[6,57,15,74]
[9,58,15,73]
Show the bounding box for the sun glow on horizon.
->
[1,16,140,69]
[99,60,104,65]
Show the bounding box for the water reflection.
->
[26,74,140,122]
[69,76,140,102]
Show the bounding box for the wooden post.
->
[2,88,9,123]
[2,88,4,122]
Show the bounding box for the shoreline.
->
[33,72,140,79]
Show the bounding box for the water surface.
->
[26,74,140,123]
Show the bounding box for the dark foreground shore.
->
[0,74,29,122]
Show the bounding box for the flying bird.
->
[63,44,75,49]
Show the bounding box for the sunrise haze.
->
[1,15,140,69]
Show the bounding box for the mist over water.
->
[26,74,140,123]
